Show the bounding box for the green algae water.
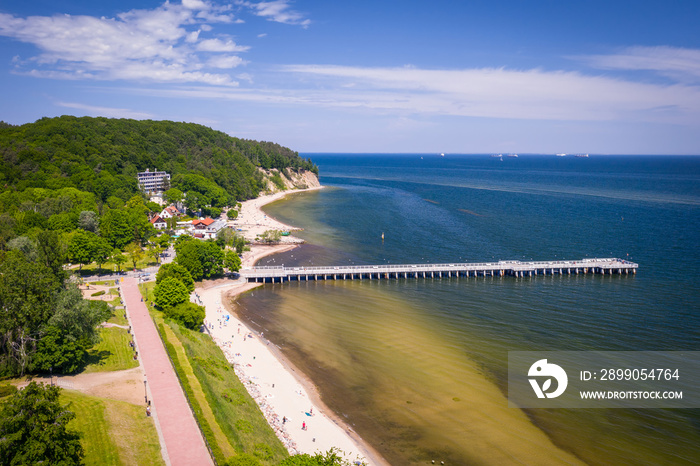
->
[236,154,700,465]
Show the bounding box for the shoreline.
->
[197,187,389,465]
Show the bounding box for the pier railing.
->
[240,258,638,282]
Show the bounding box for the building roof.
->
[150,215,165,224]
[192,217,216,226]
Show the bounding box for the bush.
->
[165,302,205,330]
[90,290,105,297]
[0,384,18,398]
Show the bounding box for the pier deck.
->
[240,258,637,283]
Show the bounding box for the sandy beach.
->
[196,188,388,465]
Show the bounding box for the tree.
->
[153,277,189,310]
[224,250,241,273]
[124,242,143,270]
[47,213,77,232]
[227,209,238,219]
[155,234,171,249]
[175,241,204,281]
[7,236,38,262]
[166,302,205,330]
[259,230,282,244]
[0,251,61,376]
[156,263,195,293]
[147,243,163,265]
[49,286,111,346]
[36,230,67,282]
[29,326,90,374]
[99,209,132,249]
[146,201,162,213]
[93,236,113,272]
[68,230,98,271]
[78,210,99,232]
[112,250,127,272]
[163,188,183,205]
[176,240,224,281]
[0,382,84,465]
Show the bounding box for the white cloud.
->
[0,1,247,85]
[196,38,249,52]
[577,46,700,83]
[208,55,246,69]
[144,64,699,128]
[239,0,310,27]
[272,65,700,123]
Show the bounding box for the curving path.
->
[121,277,213,466]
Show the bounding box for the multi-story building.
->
[137,169,171,194]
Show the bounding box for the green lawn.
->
[84,327,139,373]
[92,280,116,286]
[170,322,288,465]
[107,303,129,326]
[62,390,164,466]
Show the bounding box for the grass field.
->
[107,307,129,326]
[62,389,164,466]
[85,327,139,373]
[172,322,289,465]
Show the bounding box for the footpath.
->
[121,277,213,466]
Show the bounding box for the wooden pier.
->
[240,258,638,283]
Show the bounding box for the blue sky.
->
[1,0,699,154]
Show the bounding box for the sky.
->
[1,0,699,154]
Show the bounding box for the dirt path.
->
[17,367,145,405]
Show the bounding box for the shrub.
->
[0,384,18,398]
[165,302,205,330]
[90,290,105,297]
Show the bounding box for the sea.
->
[235,154,700,465]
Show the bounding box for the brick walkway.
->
[121,277,213,466]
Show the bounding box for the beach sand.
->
[196,188,388,465]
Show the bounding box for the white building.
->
[137,169,171,194]
[159,205,180,219]
[150,215,167,229]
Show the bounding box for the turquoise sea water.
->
[237,154,700,465]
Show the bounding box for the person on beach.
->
[302,422,306,430]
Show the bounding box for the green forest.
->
[0,116,316,377]
[0,116,317,204]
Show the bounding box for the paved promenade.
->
[121,277,213,466]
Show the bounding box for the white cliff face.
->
[258,168,320,193]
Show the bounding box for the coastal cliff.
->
[259,167,321,194]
